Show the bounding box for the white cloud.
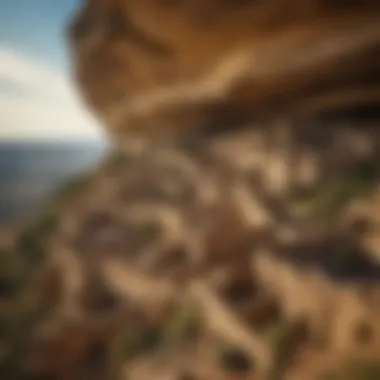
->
[0,47,105,141]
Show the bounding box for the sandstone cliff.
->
[2,1,380,380]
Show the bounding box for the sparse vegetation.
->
[53,172,92,201]
[161,301,202,348]
[2,1,380,379]
[296,159,377,219]
[321,361,380,380]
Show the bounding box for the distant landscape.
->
[0,140,108,226]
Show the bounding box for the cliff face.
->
[2,1,380,380]
[68,0,380,141]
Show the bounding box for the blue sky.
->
[0,0,105,141]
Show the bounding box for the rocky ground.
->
[1,129,380,380]
[2,1,380,379]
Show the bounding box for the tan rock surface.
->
[2,1,380,380]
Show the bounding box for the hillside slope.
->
[2,1,380,379]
